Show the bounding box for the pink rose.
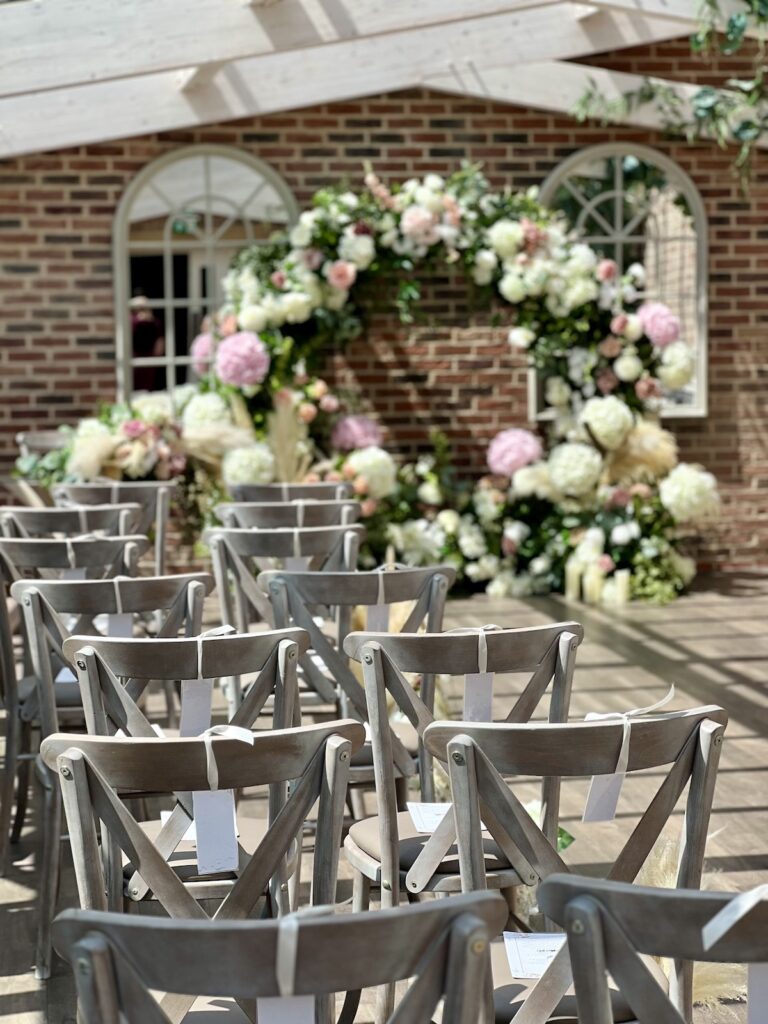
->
[597,259,618,282]
[521,217,547,253]
[597,554,615,573]
[360,498,378,517]
[607,488,631,508]
[190,332,214,376]
[270,269,287,289]
[637,301,681,348]
[122,419,146,440]
[324,260,357,291]
[219,314,238,337]
[301,248,324,271]
[598,336,622,358]
[308,379,328,399]
[215,332,270,388]
[630,483,652,498]
[597,368,619,394]
[342,462,357,480]
[298,402,317,423]
[486,428,542,478]
[635,376,662,401]
[610,313,628,335]
[400,205,440,245]
[319,394,340,413]
[331,414,383,452]
[353,475,369,495]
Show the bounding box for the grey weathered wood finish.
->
[229,482,351,502]
[425,706,727,1023]
[52,481,177,576]
[215,499,360,529]
[52,890,506,1024]
[0,503,143,538]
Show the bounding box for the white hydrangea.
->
[171,384,197,413]
[567,243,598,274]
[486,570,517,598]
[289,210,319,248]
[281,291,314,324]
[130,391,173,425]
[499,271,526,304]
[388,518,446,564]
[511,462,556,501]
[548,443,603,497]
[417,480,442,506]
[474,488,504,524]
[465,554,500,582]
[613,348,643,383]
[222,444,276,486]
[239,304,269,332]
[339,227,375,270]
[669,549,697,586]
[659,463,720,524]
[657,341,695,390]
[457,516,487,559]
[545,377,571,407]
[472,248,498,286]
[580,396,634,451]
[436,509,460,535]
[572,526,605,567]
[508,326,535,350]
[610,520,641,546]
[487,219,524,260]
[345,445,397,499]
[182,392,232,429]
[76,417,112,439]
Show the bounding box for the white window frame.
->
[539,142,708,419]
[112,144,299,400]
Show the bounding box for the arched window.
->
[541,143,708,417]
[113,145,298,397]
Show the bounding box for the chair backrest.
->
[53,891,506,1024]
[260,565,456,737]
[16,429,69,457]
[215,499,361,529]
[344,622,583,814]
[204,523,364,627]
[424,706,728,1021]
[0,503,142,538]
[52,481,176,575]
[229,481,351,502]
[10,573,213,739]
[538,874,762,1024]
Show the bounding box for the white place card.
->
[582,771,625,823]
[179,679,214,737]
[464,671,494,722]
[257,996,315,1023]
[407,801,451,833]
[748,965,768,1024]
[366,603,390,632]
[503,933,567,979]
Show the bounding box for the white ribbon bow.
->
[275,902,349,997]
[195,625,236,680]
[585,685,676,775]
[200,724,254,791]
[446,623,503,674]
[370,562,408,606]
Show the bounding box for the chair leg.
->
[162,680,178,731]
[394,775,408,812]
[348,785,367,821]
[352,869,371,913]
[0,710,19,875]
[34,765,62,981]
[11,720,32,844]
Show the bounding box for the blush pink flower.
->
[487,428,542,478]
[521,217,547,253]
[191,332,214,376]
[331,414,383,452]
[319,393,340,413]
[635,376,663,401]
[598,336,622,359]
[596,258,618,282]
[630,482,652,498]
[304,472,321,483]
[353,475,369,495]
[219,314,238,337]
[607,488,631,508]
[360,498,378,517]
[215,332,270,388]
[610,313,628,335]
[325,470,343,483]
[597,368,619,394]
[597,554,616,573]
[400,205,440,245]
[270,269,287,289]
[637,301,681,348]
[298,402,317,424]
[324,260,358,291]
[122,419,146,440]
[301,248,324,271]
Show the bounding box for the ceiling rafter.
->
[0,5,691,159]
[590,0,761,35]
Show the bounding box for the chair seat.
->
[490,935,649,1022]
[348,810,510,873]
[351,719,419,767]
[19,674,82,708]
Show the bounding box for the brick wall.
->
[1,38,767,568]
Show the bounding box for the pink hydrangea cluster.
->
[637,301,680,348]
[190,332,213,376]
[215,332,270,388]
[330,414,383,452]
[487,428,542,478]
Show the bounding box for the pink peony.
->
[597,368,619,394]
[635,376,663,401]
[215,332,270,388]
[597,554,616,573]
[324,260,358,291]
[637,301,680,348]
[486,428,542,478]
[298,402,317,424]
[400,205,440,245]
[191,332,214,376]
[122,419,147,440]
[596,258,618,282]
[319,393,340,413]
[331,414,383,452]
[610,313,628,335]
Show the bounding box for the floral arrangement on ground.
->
[15,163,719,601]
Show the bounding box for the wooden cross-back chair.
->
[0,503,143,538]
[16,429,69,457]
[538,875,767,1024]
[42,720,365,1023]
[53,890,507,1024]
[259,565,456,801]
[204,522,364,630]
[215,498,361,529]
[423,705,728,1024]
[0,535,150,979]
[229,481,351,502]
[61,629,309,915]
[53,480,177,575]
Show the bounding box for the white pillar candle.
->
[614,568,631,606]
[583,563,605,605]
[564,558,582,602]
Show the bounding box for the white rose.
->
[131,392,172,425]
[499,272,526,304]
[568,243,598,273]
[627,262,646,287]
[503,520,531,546]
[659,463,720,524]
[423,173,445,191]
[548,443,603,497]
[339,228,375,270]
[387,518,445,564]
[345,445,397,499]
[657,341,695,390]
[472,248,498,286]
[281,291,314,324]
[222,444,276,486]
[436,509,460,535]
[417,480,442,505]
[564,278,599,311]
[508,326,535,350]
[457,516,487,559]
[239,304,269,333]
[613,348,643,383]
[580,396,634,451]
[324,287,349,311]
[76,417,112,439]
[474,488,503,524]
[465,554,500,582]
[289,222,313,247]
[415,185,444,214]
[529,554,552,576]
[182,392,232,429]
[610,521,641,546]
[623,314,644,342]
[487,218,524,260]
[545,377,571,407]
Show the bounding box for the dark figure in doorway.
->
[130,294,166,392]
